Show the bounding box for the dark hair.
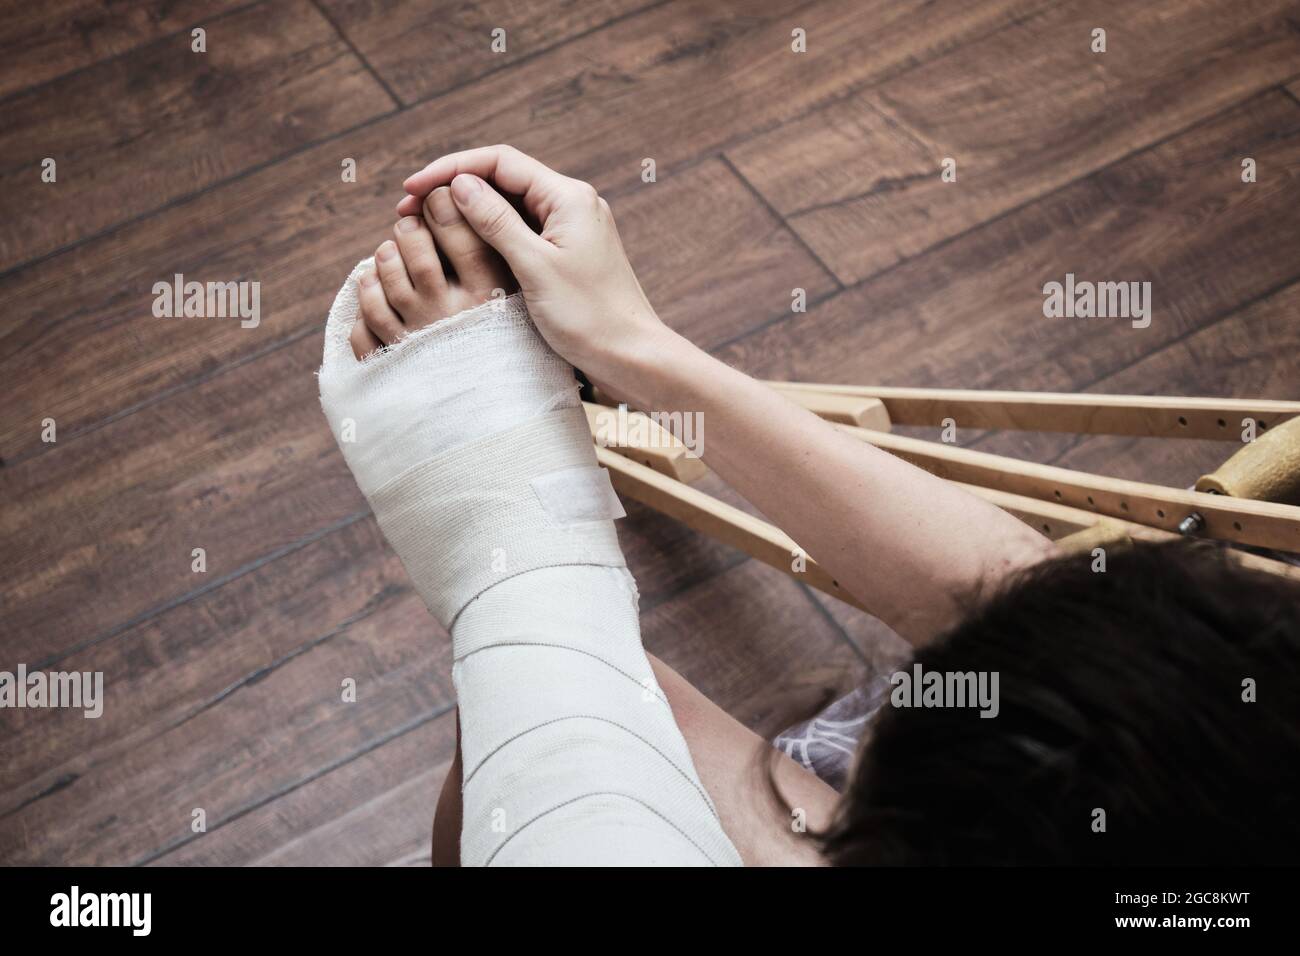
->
[820,539,1300,865]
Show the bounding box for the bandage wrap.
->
[320,261,626,627]
[319,260,741,866]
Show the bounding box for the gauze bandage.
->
[319,260,741,866]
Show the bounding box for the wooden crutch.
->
[590,438,1300,627]
[583,386,1300,619]
[769,383,1300,551]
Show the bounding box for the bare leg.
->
[647,655,837,866]
[430,713,461,867]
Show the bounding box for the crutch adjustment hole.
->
[1177,416,1188,427]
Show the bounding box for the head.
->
[821,539,1300,865]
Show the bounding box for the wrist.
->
[605,319,700,412]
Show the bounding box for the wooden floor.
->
[1,0,1298,866]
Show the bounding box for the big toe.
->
[423,186,515,296]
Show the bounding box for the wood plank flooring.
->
[2,0,1297,865]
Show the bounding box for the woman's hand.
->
[399,145,671,388]
[400,145,1056,644]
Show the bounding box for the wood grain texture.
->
[768,383,1299,441]
[599,446,865,606]
[4,0,1299,867]
[790,160,1300,663]
[809,282,1300,665]
[0,516,433,814]
[837,422,1300,551]
[0,575,454,865]
[615,160,838,349]
[0,318,737,670]
[973,280,1300,491]
[1047,284,1300,500]
[0,0,251,100]
[586,403,709,482]
[806,592,910,675]
[430,0,1050,194]
[316,0,655,103]
[716,91,1300,402]
[0,461,805,863]
[0,333,362,670]
[0,0,1031,461]
[644,558,869,739]
[150,711,458,866]
[0,159,828,464]
[728,0,1300,283]
[0,0,394,269]
[0,157,829,669]
[148,558,865,866]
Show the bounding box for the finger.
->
[423,186,512,293]
[350,312,384,359]
[448,174,547,270]
[403,144,555,195]
[393,215,446,296]
[404,144,573,224]
[357,267,404,344]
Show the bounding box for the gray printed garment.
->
[773,673,893,792]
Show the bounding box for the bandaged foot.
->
[318,203,740,866]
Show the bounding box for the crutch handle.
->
[1196,416,1300,505]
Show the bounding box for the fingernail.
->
[451,173,482,203]
[377,241,397,261]
[396,216,421,233]
[403,162,434,190]
[427,187,462,226]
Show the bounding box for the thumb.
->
[449,174,545,272]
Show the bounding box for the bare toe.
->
[423,186,514,296]
[393,216,447,313]
[350,305,384,359]
[374,240,420,325]
[357,266,404,345]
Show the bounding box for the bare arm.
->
[611,328,1056,642]
[402,146,1056,644]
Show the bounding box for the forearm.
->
[397,146,1056,642]
[614,326,1056,643]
